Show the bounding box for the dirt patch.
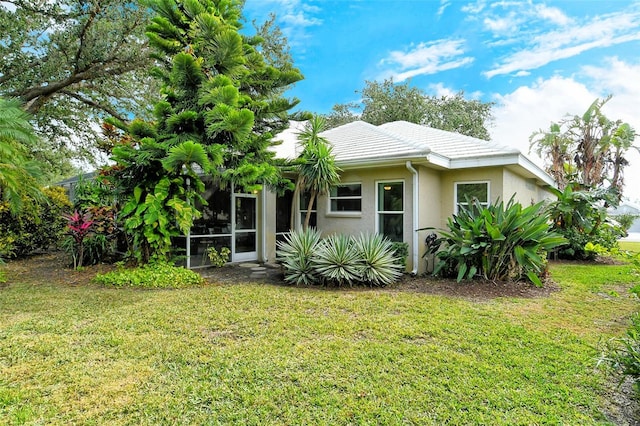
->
[2,251,117,287]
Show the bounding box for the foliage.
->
[0,186,71,259]
[434,197,566,286]
[94,262,204,288]
[353,233,404,286]
[390,241,409,267]
[0,96,44,214]
[279,229,403,287]
[277,227,322,285]
[547,184,624,260]
[0,0,157,173]
[67,175,122,266]
[530,96,637,202]
[294,116,341,230]
[612,213,639,233]
[325,78,494,140]
[207,246,231,268]
[313,234,361,286]
[63,210,94,269]
[601,313,640,398]
[107,0,302,263]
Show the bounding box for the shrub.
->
[207,246,230,267]
[601,313,640,398]
[547,185,624,260]
[277,228,322,285]
[278,230,404,287]
[65,177,122,266]
[390,241,409,268]
[0,186,71,259]
[94,262,204,289]
[355,233,403,286]
[613,213,639,233]
[313,234,361,286]
[435,197,566,286]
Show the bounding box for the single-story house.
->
[184,120,556,274]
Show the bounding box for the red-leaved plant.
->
[64,210,93,268]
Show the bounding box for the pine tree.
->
[106,0,303,262]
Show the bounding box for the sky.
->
[243,0,640,203]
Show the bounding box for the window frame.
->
[375,180,405,242]
[327,182,362,216]
[454,180,490,214]
[299,191,317,229]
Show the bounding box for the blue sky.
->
[243,0,640,202]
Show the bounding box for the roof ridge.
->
[380,120,519,153]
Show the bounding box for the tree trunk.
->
[290,178,301,231]
[304,189,317,230]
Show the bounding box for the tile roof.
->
[272,120,553,185]
[319,120,519,163]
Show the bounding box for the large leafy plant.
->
[434,197,566,286]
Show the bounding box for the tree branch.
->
[60,90,129,122]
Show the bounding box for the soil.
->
[2,251,639,424]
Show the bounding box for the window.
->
[300,192,317,228]
[329,183,362,212]
[377,181,403,242]
[455,181,489,214]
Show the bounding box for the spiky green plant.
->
[313,234,361,286]
[354,233,403,286]
[277,228,322,285]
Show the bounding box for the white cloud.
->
[534,4,572,26]
[483,15,518,33]
[281,12,322,27]
[491,71,640,201]
[484,8,640,78]
[437,0,451,17]
[379,39,474,82]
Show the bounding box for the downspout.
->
[405,161,419,275]
[261,189,267,263]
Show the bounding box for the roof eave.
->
[449,153,556,187]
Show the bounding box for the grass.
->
[619,241,640,253]
[1,262,639,424]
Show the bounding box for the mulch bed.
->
[3,251,557,301]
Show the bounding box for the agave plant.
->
[277,228,322,285]
[354,233,403,286]
[312,234,361,286]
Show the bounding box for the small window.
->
[455,182,489,214]
[329,183,362,212]
[377,181,404,242]
[300,192,317,228]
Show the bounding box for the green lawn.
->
[619,240,640,253]
[1,261,638,425]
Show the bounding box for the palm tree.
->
[295,116,341,230]
[0,97,43,214]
